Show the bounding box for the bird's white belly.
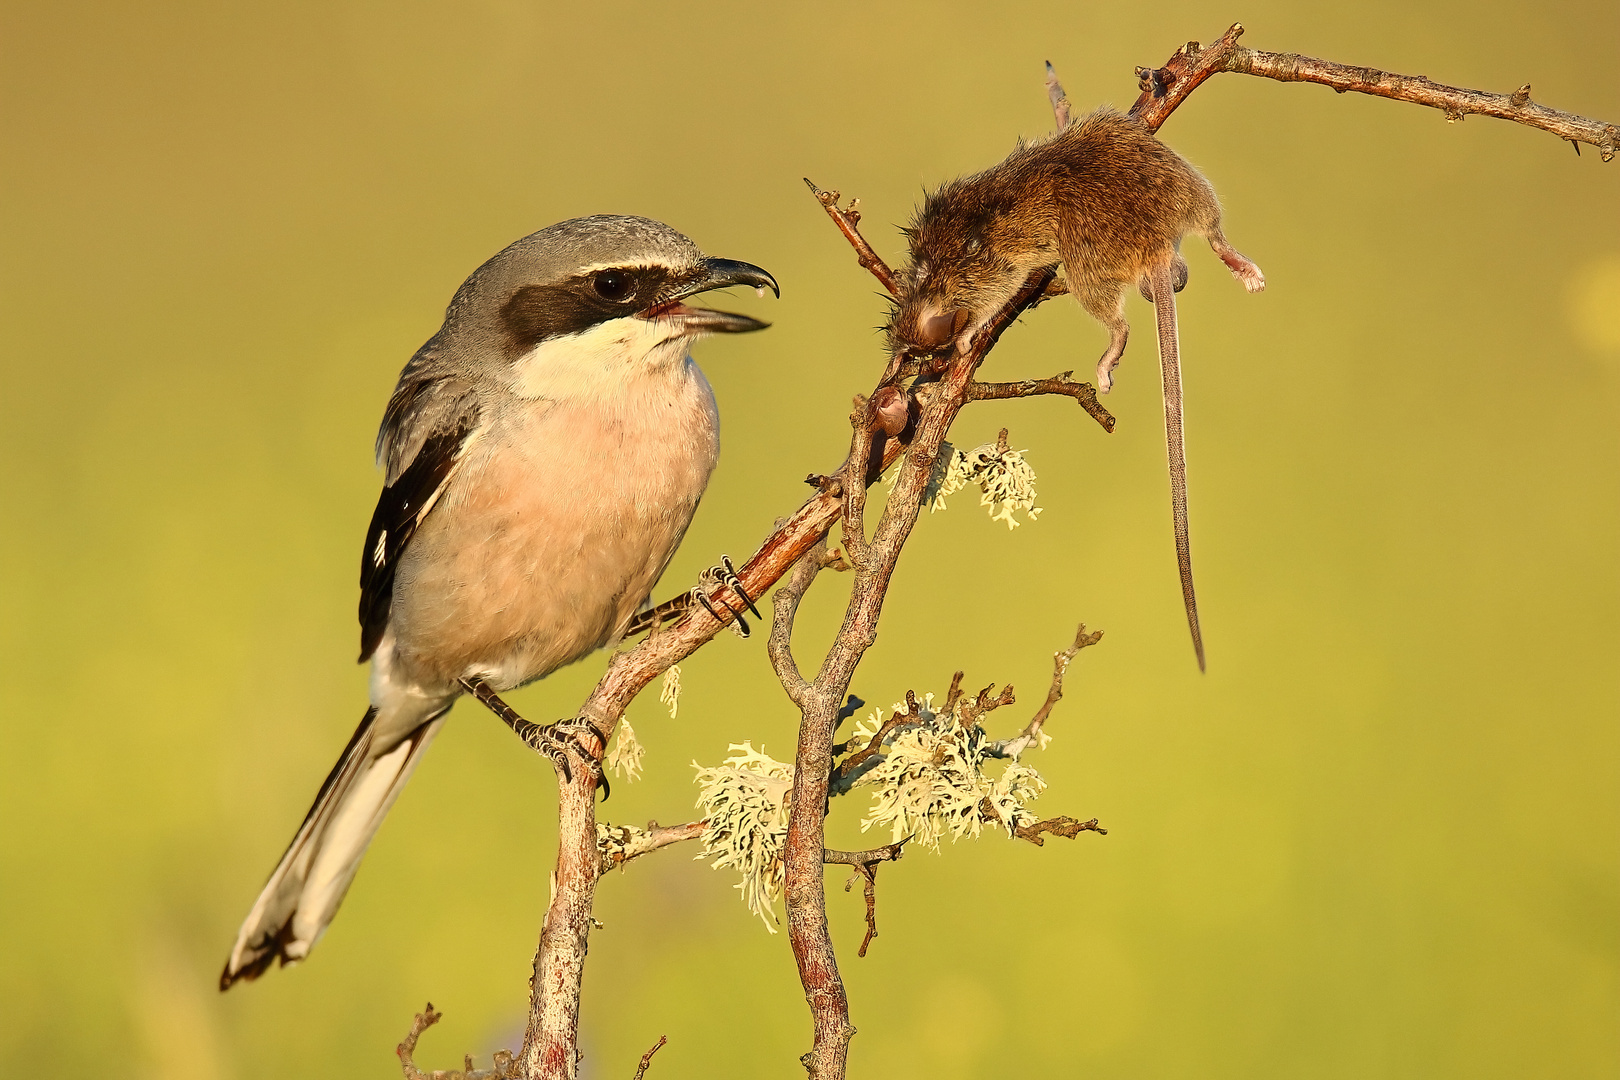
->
[384,360,719,693]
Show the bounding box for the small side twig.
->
[957,683,1018,732]
[598,820,707,875]
[977,798,1107,847]
[830,690,922,794]
[397,1004,516,1080]
[967,373,1116,433]
[804,178,900,294]
[986,624,1104,760]
[631,1036,667,1080]
[825,843,906,958]
[1013,816,1108,846]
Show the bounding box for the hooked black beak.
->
[644,257,779,334]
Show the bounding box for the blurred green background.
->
[2,1,1616,1077]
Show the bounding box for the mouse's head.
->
[885,185,1030,360]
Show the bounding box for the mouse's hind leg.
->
[1203,224,1264,293]
[1076,281,1130,394]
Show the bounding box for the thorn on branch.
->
[631,1035,668,1080]
[398,1004,517,1080]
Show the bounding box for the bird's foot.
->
[460,676,610,798]
[692,555,761,639]
[514,716,610,796]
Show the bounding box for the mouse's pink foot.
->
[1209,237,1265,293]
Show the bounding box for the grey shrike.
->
[220,215,776,989]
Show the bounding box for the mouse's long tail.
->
[1149,260,1205,672]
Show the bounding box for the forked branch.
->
[398,1004,517,1080]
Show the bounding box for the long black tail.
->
[220,701,447,989]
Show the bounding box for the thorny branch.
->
[777,263,1058,1080]
[398,1004,517,1080]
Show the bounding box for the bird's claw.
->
[693,555,761,639]
[512,716,611,800]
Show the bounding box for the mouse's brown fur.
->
[890,108,1261,385]
[889,108,1264,670]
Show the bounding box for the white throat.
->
[508,317,694,403]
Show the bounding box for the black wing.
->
[358,413,475,662]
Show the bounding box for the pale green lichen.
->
[693,693,1056,928]
[905,439,1043,529]
[605,716,645,783]
[692,743,795,930]
[850,700,1046,848]
[596,821,646,868]
[660,664,682,719]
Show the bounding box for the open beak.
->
[642,257,779,334]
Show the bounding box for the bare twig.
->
[397,1004,517,1080]
[1127,23,1619,158]
[842,398,877,568]
[803,178,901,294]
[1013,816,1108,846]
[967,373,1116,433]
[631,1036,667,1080]
[826,843,906,958]
[957,683,1018,732]
[977,797,1107,847]
[598,820,707,876]
[769,539,829,706]
[986,624,1104,760]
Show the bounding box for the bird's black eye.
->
[592,269,635,302]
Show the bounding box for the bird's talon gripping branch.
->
[693,555,761,638]
[460,676,609,798]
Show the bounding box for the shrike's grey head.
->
[439,215,778,375]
